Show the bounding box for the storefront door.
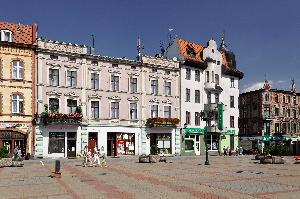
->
[117,140,126,155]
[0,131,26,157]
[195,135,200,155]
[67,132,76,158]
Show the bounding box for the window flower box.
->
[146,117,180,127]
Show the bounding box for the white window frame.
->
[12,60,23,79]
[66,98,77,114]
[163,105,171,118]
[90,100,100,119]
[164,81,171,96]
[110,101,120,119]
[129,102,138,120]
[66,70,77,87]
[90,72,100,90]
[150,104,159,118]
[130,77,138,93]
[12,94,23,113]
[49,68,59,86]
[150,79,158,95]
[111,74,120,92]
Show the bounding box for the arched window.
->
[215,74,219,85]
[12,60,23,79]
[12,94,23,113]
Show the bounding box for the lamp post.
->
[200,110,215,165]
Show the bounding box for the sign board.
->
[217,103,224,130]
[262,136,272,142]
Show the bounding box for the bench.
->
[294,156,300,161]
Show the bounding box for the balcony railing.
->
[35,113,83,125]
[146,117,180,128]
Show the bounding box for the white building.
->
[165,37,243,155]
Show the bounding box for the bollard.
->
[55,160,60,173]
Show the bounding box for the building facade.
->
[239,80,300,154]
[165,37,243,155]
[0,22,37,157]
[35,38,180,158]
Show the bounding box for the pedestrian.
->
[82,146,88,167]
[223,146,227,156]
[99,146,107,167]
[239,146,243,155]
[13,146,19,161]
[235,146,239,156]
[93,146,101,167]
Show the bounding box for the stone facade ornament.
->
[46,90,62,97]
[88,93,102,99]
[127,96,139,101]
[64,92,79,98]
[149,98,159,103]
[108,96,121,101]
[162,99,172,104]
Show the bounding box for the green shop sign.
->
[185,128,205,136]
[217,103,224,130]
[262,136,272,142]
[226,130,235,134]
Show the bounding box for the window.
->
[275,123,280,133]
[164,81,171,96]
[206,135,219,150]
[230,78,235,88]
[91,73,99,89]
[212,71,215,82]
[207,92,211,104]
[283,107,286,117]
[206,71,209,83]
[165,70,170,75]
[12,61,23,79]
[112,63,118,68]
[275,107,279,116]
[91,60,98,65]
[67,71,77,87]
[49,69,59,86]
[282,123,286,134]
[264,107,270,118]
[91,101,99,119]
[275,95,279,103]
[265,93,269,101]
[151,104,158,118]
[195,112,200,126]
[12,94,23,113]
[230,96,234,108]
[152,68,157,73]
[151,79,158,95]
[293,97,297,105]
[195,90,200,103]
[49,98,59,113]
[111,102,119,119]
[186,111,191,125]
[217,61,220,65]
[215,74,219,85]
[186,89,190,102]
[195,70,200,82]
[48,132,65,154]
[50,55,58,60]
[215,93,219,104]
[288,96,291,103]
[230,116,234,128]
[283,95,286,103]
[69,57,76,62]
[186,68,191,80]
[293,109,297,118]
[288,109,291,117]
[0,30,12,42]
[67,99,77,113]
[111,75,119,91]
[130,103,137,120]
[164,106,171,118]
[130,77,137,93]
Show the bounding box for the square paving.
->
[0,156,300,199]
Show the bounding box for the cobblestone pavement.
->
[0,156,300,199]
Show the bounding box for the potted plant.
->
[149,145,160,163]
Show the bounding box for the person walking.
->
[235,146,239,156]
[99,146,107,167]
[223,146,227,156]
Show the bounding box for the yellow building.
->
[0,22,37,157]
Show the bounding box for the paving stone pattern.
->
[0,156,300,199]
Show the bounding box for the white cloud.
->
[277,80,289,84]
[242,81,273,93]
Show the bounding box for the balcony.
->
[35,113,83,125]
[262,113,273,120]
[204,82,223,92]
[146,117,180,128]
[204,103,217,112]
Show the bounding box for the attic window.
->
[152,68,157,73]
[186,45,196,58]
[92,60,98,66]
[69,57,76,62]
[50,55,58,60]
[112,63,118,68]
[0,30,12,42]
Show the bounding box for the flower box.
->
[146,117,180,127]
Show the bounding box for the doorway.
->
[88,132,98,154]
[194,135,200,155]
[67,132,76,158]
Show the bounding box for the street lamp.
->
[200,110,215,165]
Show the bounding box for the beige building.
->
[0,21,37,157]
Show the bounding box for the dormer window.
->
[50,55,58,60]
[112,63,118,68]
[0,30,12,42]
[92,60,98,66]
[186,45,196,58]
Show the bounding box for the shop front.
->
[107,132,135,156]
[0,131,27,157]
[184,128,205,156]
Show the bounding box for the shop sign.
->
[226,130,235,134]
[185,128,204,136]
[0,123,25,129]
[217,103,224,130]
[262,136,272,142]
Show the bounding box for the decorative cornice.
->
[88,93,102,99]
[162,99,172,104]
[127,96,139,101]
[149,98,159,103]
[64,91,79,98]
[46,62,61,68]
[149,74,159,79]
[65,64,80,70]
[88,67,102,72]
[127,72,140,77]
[108,95,121,101]
[46,90,62,97]
[108,69,121,74]
[162,76,173,80]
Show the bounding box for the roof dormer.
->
[0,29,12,42]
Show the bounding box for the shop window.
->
[206,135,219,150]
[48,132,65,154]
[185,139,194,151]
[153,133,171,154]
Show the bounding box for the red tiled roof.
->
[177,38,205,64]
[0,21,37,44]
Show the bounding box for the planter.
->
[255,154,264,160]
[0,158,13,167]
[260,157,272,164]
[139,155,150,163]
[149,155,160,163]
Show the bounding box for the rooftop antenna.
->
[90,34,95,55]
[291,78,296,93]
[136,36,142,61]
[220,31,226,49]
[167,28,174,47]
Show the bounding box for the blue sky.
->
[1,0,300,92]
